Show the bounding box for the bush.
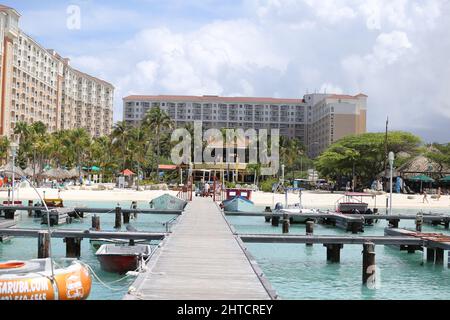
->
[260,178,279,193]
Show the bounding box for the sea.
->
[1,199,449,300]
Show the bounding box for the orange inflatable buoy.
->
[0,262,26,269]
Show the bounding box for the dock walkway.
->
[125,197,273,300]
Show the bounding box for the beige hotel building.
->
[0,5,114,138]
[123,93,367,157]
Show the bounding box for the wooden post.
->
[264,207,271,223]
[415,214,423,232]
[351,222,360,234]
[435,248,444,264]
[388,219,399,228]
[325,244,343,263]
[271,215,280,227]
[64,237,82,258]
[362,242,376,284]
[444,221,449,229]
[282,213,289,234]
[37,231,50,258]
[28,200,33,217]
[306,221,314,246]
[426,247,435,262]
[115,207,122,229]
[91,215,100,231]
[123,211,130,224]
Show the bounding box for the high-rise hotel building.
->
[0,5,113,138]
[123,93,367,157]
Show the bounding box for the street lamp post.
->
[281,164,285,185]
[388,151,395,215]
[10,142,19,205]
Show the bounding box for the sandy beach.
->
[1,187,449,210]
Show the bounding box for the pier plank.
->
[124,197,272,300]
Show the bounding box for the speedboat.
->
[0,258,91,300]
[222,196,255,212]
[336,192,373,214]
[95,244,151,274]
[90,238,148,251]
[149,193,187,210]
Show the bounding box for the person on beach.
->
[436,187,441,201]
[204,182,210,197]
[422,191,429,203]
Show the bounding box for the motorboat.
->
[0,258,91,300]
[95,244,151,274]
[149,193,187,211]
[336,192,374,214]
[221,188,255,212]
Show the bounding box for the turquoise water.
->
[228,207,450,300]
[1,199,449,300]
[0,200,175,300]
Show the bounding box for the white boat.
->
[276,188,320,223]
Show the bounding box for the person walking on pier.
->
[422,191,429,203]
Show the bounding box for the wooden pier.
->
[124,197,275,300]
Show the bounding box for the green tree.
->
[425,143,450,175]
[316,131,422,187]
[142,107,174,181]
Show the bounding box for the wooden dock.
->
[124,197,275,300]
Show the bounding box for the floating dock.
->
[124,197,275,300]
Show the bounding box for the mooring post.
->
[123,211,131,224]
[282,213,289,234]
[91,215,100,231]
[64,237,82,258]
[388,219,399,228]
[444,221,449,229]
[426,247,435,262]
[306,221,314,246]
[28,200,33,217]
[362,242,376,285]
[271,215,280,227]
[416,213,423,232]
[37,231,50,259]
[131,201,138,219]
[325,244,343,263]
[264,207,272,223]
[115,207,122,229]
[435,248,444,265]
[351,222,361,234]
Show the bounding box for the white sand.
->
[1,187,449,210]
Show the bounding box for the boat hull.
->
[149,194,187,211]
[222,196,255,212]
[97,255,141,274]
[95,244,151,274]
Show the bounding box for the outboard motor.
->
[274,202,284,211]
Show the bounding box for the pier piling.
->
[37,231,50,259]
[325,244,343,263]
[64,237,82,258]
[426,247,435,262]
[416,214,423,232]
[282,213,289,234]
[123,211,131,224]
[272,215,280,227]
[28,200,33,217]
[115,207,122,229]
[264,207,271,223]
[388,219,399,228]
[435,248,444,264]
[362,242,376,285]
[92,215,101,231]
[306,221,314,246]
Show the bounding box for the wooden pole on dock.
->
[264,207,271,223]
[435,248,444,264]
[123,211,131,224]
[64,237,82,258]
[415,213,423,232]
[325,244,343,263]
[37,231,50,258]
[306,221,314,246]
[426,247,435,262]
[115,207,122,229]
[271,215,280,227]
[28,200,33,217]
[388,219,399,228]
[282,213,289,234]
[362,242,376,285]
[92,215,100,231]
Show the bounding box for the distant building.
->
[0,5,114,138]
[123,93,367,157]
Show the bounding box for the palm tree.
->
[64,128,91,182]
[142,107,174,181]
[111,121,131,170]
[0,136,10,164]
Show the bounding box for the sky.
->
[5,0,450,142]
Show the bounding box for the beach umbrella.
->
[41,167,71,179]
[440,176,450,183]
[90,166,101,172]
[67,167,87,178]
[0,162,26,177]
[121,169,135,176]
[407,174,434,182]
[23,165,42,177]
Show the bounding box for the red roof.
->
[121,169,135,176]
[158,164,178,170]
[123,95,305,104]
